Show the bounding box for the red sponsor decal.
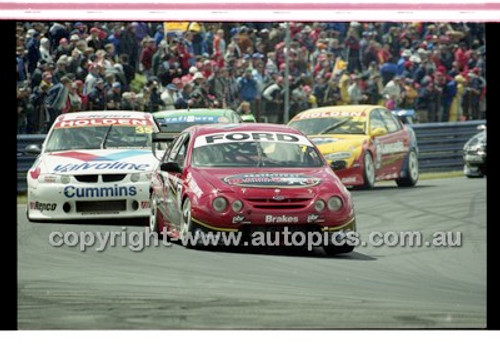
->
[29,167,41,179]
[141,201,150,209]
[51,151,98,162]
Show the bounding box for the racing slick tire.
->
[464,164,486,178]
[361,152,376,189]
[179,197,201,249]
[323,244,354,255]
[396,149,419,187]
[149,193,170,241]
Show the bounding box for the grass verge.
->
[17,194,27,205]
[419,170,464,180]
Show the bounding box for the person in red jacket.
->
[140,37,157,75]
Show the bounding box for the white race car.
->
[26,111,161,221]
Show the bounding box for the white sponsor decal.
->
[311,137,340,145]
[232,215,246,223]
[307,214,320,223]
[194,131,312,148]
[30,201,57,212]
[55,118,150,128]
[224,173,321,188]
[296,111,364,119]
[265,215,299,224]
[61,113,148,120]
[374,138,382,169]
[380,141,406,155]
[53,162,150,173]
[186,172,203,198]
[341,177,357,184]
[377,173,399,180]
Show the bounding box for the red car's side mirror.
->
[160,162,182,174]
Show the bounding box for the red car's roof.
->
[190,123,305,137]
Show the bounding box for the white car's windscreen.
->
[45,125,153,152]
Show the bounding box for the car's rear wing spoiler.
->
[391,109,416,124]
[152,132,177,143]
[152,133,177,160]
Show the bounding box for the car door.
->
[167,133,191,230]
[379,109,409,177]
[160,132,189,227]
[368,109,392,178]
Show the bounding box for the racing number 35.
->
[135,126,153,134]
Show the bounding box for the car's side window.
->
[370,110,388,132]
[232,112,240,123]
[380,110,402,133]
[174,136,190,169]
[166,133,187,163]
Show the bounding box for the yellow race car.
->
[288,105,419,188]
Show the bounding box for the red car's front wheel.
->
[180,197,198,248]
[149,193,168,240]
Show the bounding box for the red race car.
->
[149,123,356,255]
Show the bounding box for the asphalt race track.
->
[17,177,486,329]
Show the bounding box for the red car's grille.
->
[246,197,310,209]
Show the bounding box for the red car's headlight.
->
[212,197,228,212]
[232,200,243,212]
[314,199,326,212]
[328,196,343,211]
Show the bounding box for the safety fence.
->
[17,135,45,193]
[16,120,486,192]
[411,120,486,173]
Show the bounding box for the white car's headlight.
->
[213,197,228,212]
[328,196,343,211]
[38,174,70,184]
[130,172,153,182]
[61,175,71,184]
[324,152,353,161]
[130,173,141,182]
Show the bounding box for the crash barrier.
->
[17,135,45,193]
[410,120,486,173]
[16,120,486,192]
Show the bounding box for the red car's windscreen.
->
[191,131,324,168]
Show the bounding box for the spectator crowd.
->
[16,21,486,133]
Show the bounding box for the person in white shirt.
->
[160,83,178,110]
[382,75,403,106]
[39,37,53,64]
[348,75,363,105]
